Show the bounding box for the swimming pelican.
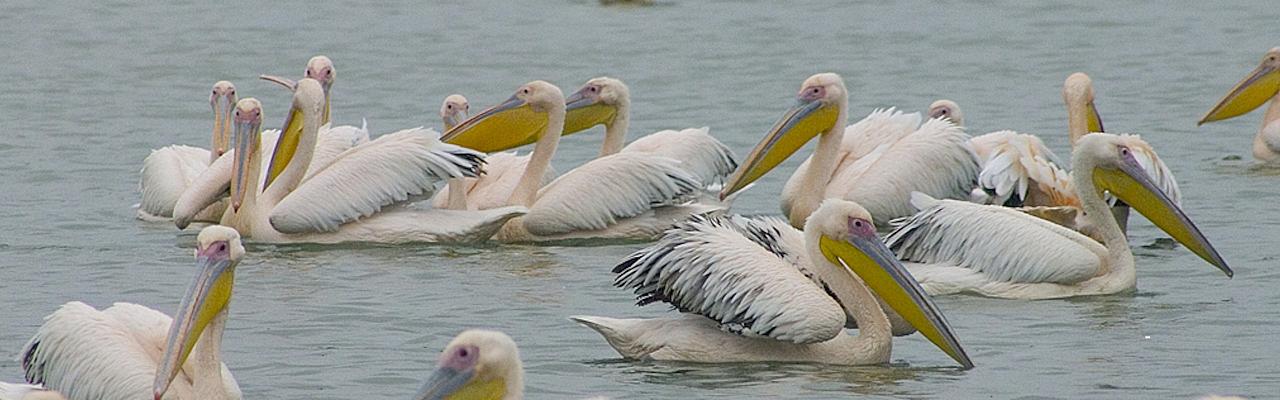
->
[257,55,371,182]
[885,133,1232,299]
[572,199,972,367]
[413,330,523,400]
[927,100,1076,208]
[719,73,978,228]
[1198,47,1280,162]
[442,81,716,242]
[432,95,557,211]
[174,81,526,244]
[562,77,738,186]
[17,226,245,400]
[137,81,237,221]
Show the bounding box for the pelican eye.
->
[1119,146,1131,157]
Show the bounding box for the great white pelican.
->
[137,81,237,221]
[886,133,1232,299]
[15,226,245,400]
[441,80,718,243]
[173,81,526,243]
[432,94,557,211]
[719,73,978,228]
[572,199,972,367]
[1198,47,1280,162]
[413,330,524,400]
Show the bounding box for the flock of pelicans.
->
[3,47,1279,399]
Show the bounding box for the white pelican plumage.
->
[886,133,1232,299]
[0,383,65,400]
[1199,47,1280,162]
[562,77,738,187]
[174,81,525,244]
[719,73,977,228]
[442,81,717,243]
[432,94,557,211]
[17,226,245,400]
[137,81,237,221]
[572,199,972,367]
[413,330,523,400]
[927,100,1076,208]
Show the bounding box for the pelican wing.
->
[622,127,738,184]
[20,302,172,400]
[886,194,1104,285]
[269,127,483,234]
[172,151,235,227]
[522,152,701,236]
[139,145,211,218]
[970,131,1076,207]
[302,121,371,182]
[614,214,845,344]
[430,152,557,210]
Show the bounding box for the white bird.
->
[413,330,524,400]
[173,81,525,244]
[1199,47,1280,162]
[0,383,65,400]
[561,77,738,187]
[16,226,246,400]
[927,100,1076,209]
[885,133,1232,299]
[572,199,972,367]
[432,94,557,211]
[137,81,237,221]
[719,73,978,228]
[442,81,718,243]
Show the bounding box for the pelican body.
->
[174,81,525,244]
[432,94,557,211]
[137,81,237,221]
[720,73,978,228]
[886,133,1231,299]
[442,81,717,243]
[1199,47,1280,162]
[18,226,245,400]
[573,199,972,367]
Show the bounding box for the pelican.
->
[1198,47,1280,162]
[432,95,557,211]
[257,55,371,182]
[719,73,978,228]
[572,199,972,367]
[562,77,738,186]
[16,226,245,400]
[927,100,1076,208]
[413,330,523,400]
[442,81,717,243]
[174,81,525,244]
[137,81,237,221]
[0,383,65,400]
[885,133,1232,299]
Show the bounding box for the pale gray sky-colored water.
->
[1,1,1277,398]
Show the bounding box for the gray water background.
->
[1,0,1277,398]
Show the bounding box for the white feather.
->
[621,127,738,185]
[430,151,557,210]
[138,145,213,219]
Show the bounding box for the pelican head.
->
[154,225,245,400]
[927,99,963,126]
[1063,72,1105,145]
[414,330,524,400]
[1199,47,1280,125]
[440,94,470,131]
[261,78,326,189]
[806,199,974,369]
[1074,133,1232,277]
[441,80,565,152]
[563,76,628,135]
[229,98,263,212]
[209,81,238,160]
[260,55,334,124]
[720,72,848,200]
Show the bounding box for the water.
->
[1,0,1277,398]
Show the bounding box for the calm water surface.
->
[1,1,1277,398]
